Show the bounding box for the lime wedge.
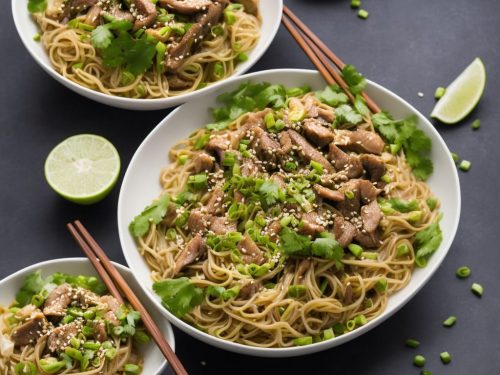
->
[44,134,120,205]
[431,57,486,124]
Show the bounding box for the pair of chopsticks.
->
[67,220,188,375]
[281,6,381,114]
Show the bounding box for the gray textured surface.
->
[1,0,499,374]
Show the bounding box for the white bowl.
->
[117,69,461,357]
[11,0,283,110]
[0,258,175,374]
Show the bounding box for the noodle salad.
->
[129,66,443,348]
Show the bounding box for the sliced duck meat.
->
[317,107,335,123]
[313,184,344,202]
[174,234,207,273]
[43,283,72,317]
[287,130,335,173]
[333,216,357,248]
[206,135,231,160]
[238,235,265,265]
[83,5,102,26]
[209,216,237,235]
[188,209,207,233]
[250,126,282,166]
[361,200,382,233]
[15,305,38,320]
[360,154,386,182]
[279,131,293,154]
[167,74,194,90]
[241,158,259,177]
[66,0,97,17]
[239,280,261,299]
[328,143,363,179]
[298,212,325,236]
[109,5,135,22]
[357,179,380,203]
[243,108,272,128]
[204,187,224,215]
[193,152,214,173]
[74,287,100,307]
[158,0,213,14]
[355,229,381,249]
[165,1,225,72]
[304,96,319,118]
[132,0,158,31]
[47,321,81,352]
[91,321,108,342]
[234,0,258,15]
[267,220,281,242]
[162,203,179,227]
[46,0,65,18]
[337,180,361,217]
[270,173,287,190]
[303,118,335,148]
[99,295,121,326]
[11,313,47,346]
[335,129,385,155]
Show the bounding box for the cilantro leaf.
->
[258,181,282,206]
[129,195,171,237]
[334,104,363,127]
[311,233,344,269]
[354,94,370,116]
[92,26,114,49]
[386,198,419,213]
[315,85,349,107]
[280,227,312,257]
[153,278,204,317]
[206,285,240,300]
[414,219,443,267]
[15,271,45,306]
[254,84,287,109]
[28,0,47,13]
[341,64,366,94]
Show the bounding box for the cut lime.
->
[431,57,486,124]
[44,134,120,205]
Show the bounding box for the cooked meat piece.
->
[344,283,353,304]
[109,5,135,22]
[43,284,72,317]
[47,322,81,352]
[209,216,237,235]
[279,131,293,154]
[267,220,281,242]
[84,5,102,26]
[317,107,335,123]
[298,212,325,236]
[46,0,65,18]
[234,0,258,15]
[163,203,178,227]
[303,118,335,148]
[304,96,319,118]
[74,287,100,307]
[328,144,363,178]
[270,173,287,190]
[158,0,213,14]
[193,152,214,173]
[335,129,385,155]
[239,280,261,299]
[296,259,311,281]
[355,229,381,249]
[361,200,382,233]
[241,158,259,177]
[15,304,38,320]
[243,108,272,128]
[99,295,121,326]
[361,154,386,182]
[132,0,158,31]
[165,1,225,72]
[188,209,207,233]
[167,74,194,90]
[313,184,344,202]
[204,187,224,215]
[91,321,108,342]
[287,130,335,173]
[357,179,380,203]
[11,313,47,346]
[206,135,230,160]
[337,180,361,217]
[250,126,282,166]
[333,216,357,248]
[174,234,207,273]
[66,0,97,17]
[238,235,265,265]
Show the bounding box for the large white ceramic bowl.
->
[117,69,461,357]
[11,0,283,110]
[0,258,175,374]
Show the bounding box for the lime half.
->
[431,57,486,124]
[44,134,120,205]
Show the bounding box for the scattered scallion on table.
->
[456,266,471,278]
[434,86,446,99]
[471,119,481,130]
[458,160,471,171]
[358,9,369,19]
[471,283,483,297]
[442,316,457,327]
[440,351,452,364]
[413,355,426,367]
[405,338,420,348]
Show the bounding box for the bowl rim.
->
[10,0,283,109]
[0,257,175,373]
[117,68,461,356]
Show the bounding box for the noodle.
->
[133,90,441,348]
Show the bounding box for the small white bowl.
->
[117,69,461,357]
[0,258,175,374]
[11,0,283,110]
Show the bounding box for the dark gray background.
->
[1,0,499,374]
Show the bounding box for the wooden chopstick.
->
[282,6,381,114]
[67,221,188,375]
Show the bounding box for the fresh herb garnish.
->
[334,104,363,127]
[129,195,171,237]
[153,277,204,317]
[27,0,47,13]
[341,64,367,94]
[315,85,349,107]
[414,217,443,267]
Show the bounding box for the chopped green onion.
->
[171,23,186,36]
[224,10,237,25]
[72,62,84,71]
[156,42,167,73]
[310,160,324,174]
[396,244,409,257]
[33,33,41,41]
[178,155,189,165]
[83,341,101,350]
[105,347,117,360]
[408,211,423,223]
[390,144,401,154]
[442,316,457,327]
[194,133,210,149]
[14,362,37,375]
[354,314,367,326]
[226,3,243,11]
[471,282,483,297]
[375,278,387,292]
[358,9,369,19]
[65,347,83,361]
[82,325,94,337]
[405,338,420,348]
[135,83,146,98]
[61,315,75,324]
[213,62,224,79]
[471,119,480,130]
[31,294,44,307]
[426,197,438,211]
[284,161,297,172]
[413,355,426,367]
[222,151,236,167]
[124,364,140,375]
[346,319,356,331]
[450,152,459,163]
[188,173,208,190]
[211,24,224,36]
[381,174,392,183]
[293,336,313,346]
[83,309,95,320]
[362,251,378,260]
[166,228,177,241]
[236,52,248,62]
[120,71,136,86]
[288,285,307,298]
[420,370,432,375]
[344,190,355,199]
[70,336,80,349]
[351,0,361,8]
[456,266,471,278]
[322,328,334,340]
[458,160,471,171]
[440,351,452,364]
[39,358,66,374]
[348,243,363,257]
[434,86,446,99]
[264,112,275,129]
